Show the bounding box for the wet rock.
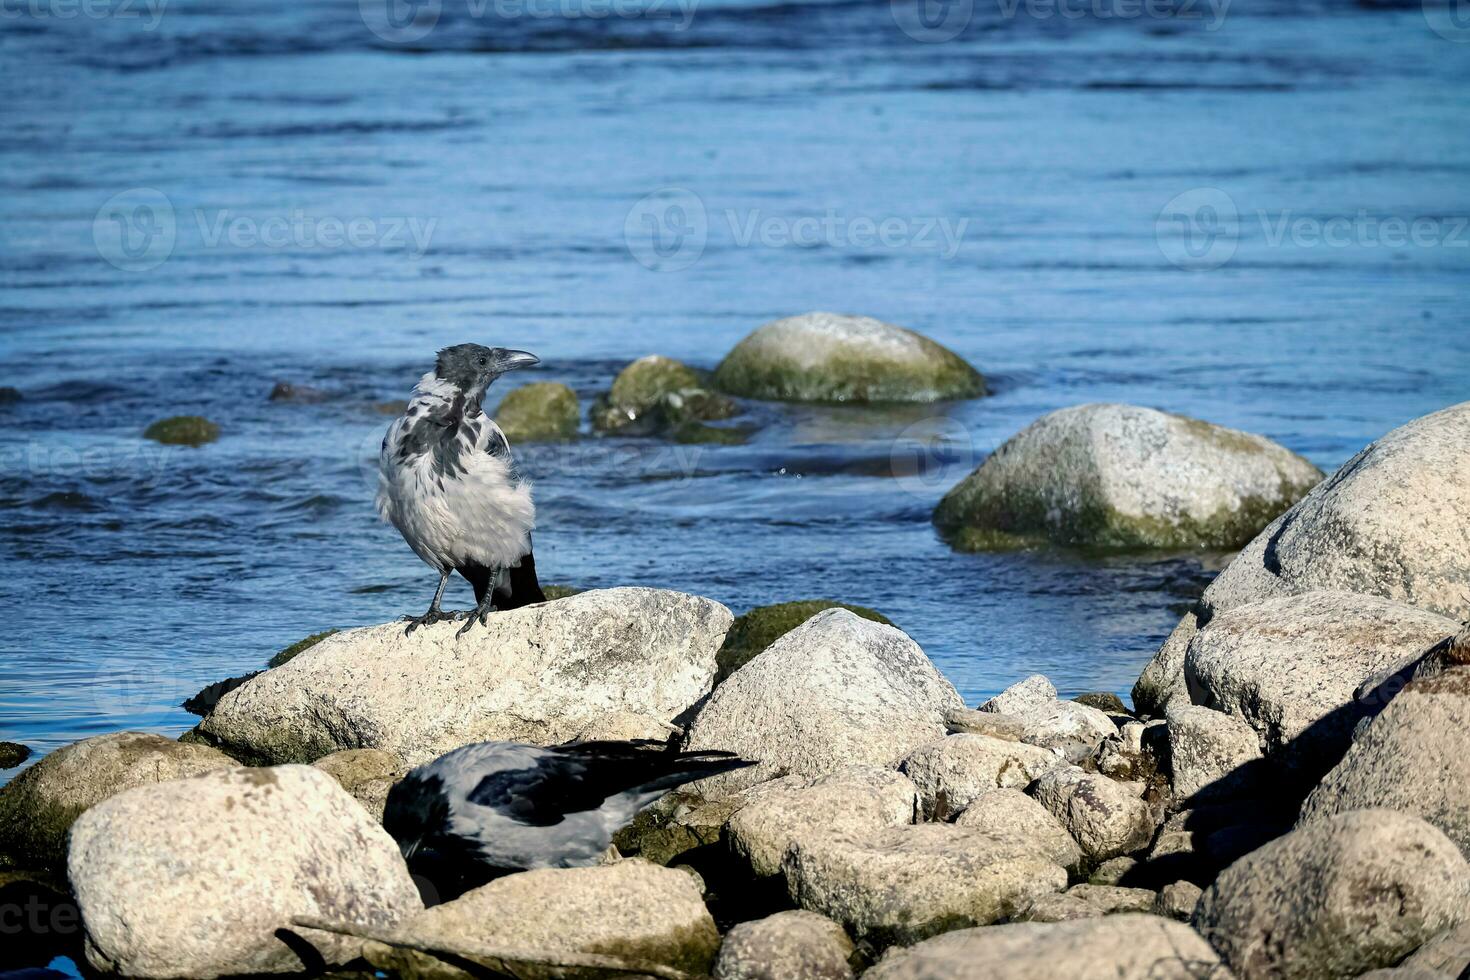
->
[0,732,235,871]
[1165,703,1262,800]
[1134,400,1470,715]
[864,914,1226,980]
[268,381,329,403]
[592,355,736,436]
[1030,765,1158,863]
[725,766,917,878]
[1183,591,1459,779]
[716,600,893,684]
[1400,922,1470,976]
[953,790,1083,871]
[713,910,856,980]
[312,748,407,822]
[783,823,1067,945]
[712,312,985,404]
[69,765,422,978]
[979,673,1056,714]
[0,386,21,403]
[898,734,1061,820]
[268,629,340,668]
[143,414,220,446]
[1155,880,1203,921]
[199,588,732,765]
[1193,809,1470,980]
[366,860,718,979]
[613,789,746,869]
[0,741,30,769]
[944,707,1025,740]
[935,403,1321,553]
[685,609,963,795]
[1095,719,1165,783]
[1300,667,1470,858]
[493,381,580,442]
[1016,883,1156,923]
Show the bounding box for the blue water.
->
[2,0,1469,779]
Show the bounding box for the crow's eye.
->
[477,357,487,366]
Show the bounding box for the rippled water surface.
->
[2,0,1469,780]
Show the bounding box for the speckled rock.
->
[716,600,893,684]
[312,748,407,822]
[1015,699,1118,752]
[1134,401,1470,714]
[199,588,731,765]
[712,312,985,404]
[365,860,718,980]
[1155,880,1203,921]
[725,766,918,877]
[1165,703,1262,800]
[143,414,220,446]
[493,381,580,442]
[898,734,1061,820]
[944,707,1025,739]
[934,403,1321,552]
[1016,883,1157,923]
[68,765,422,978]
[864,915,1226,980]
[954,790,1082,871]
[783,823,1067,945]
[0,732,236,871]
[1193,809,1470,980]
[1399,922,1470,976]
[684,609,963,794]
[1182,590,1459,778]
[979,674,1056,714]
[1300,668,1470,858]
[713,910,855,980]
[0,741,31,769]
[1029,766,1158,863]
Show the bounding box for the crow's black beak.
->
[494,349,539,373]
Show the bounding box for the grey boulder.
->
[898,734,1061,819]
[199,588,732,765]
[1165,703,1262,800]
[1016,883,1157,923]
[713,910,855,980]
[979,674,1056,715]
[1030,766,1159,863]
[954,789,1083,871]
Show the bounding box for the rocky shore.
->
[3,398,1467,979]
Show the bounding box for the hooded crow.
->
[377,344,546,635]
[383,739,754,899]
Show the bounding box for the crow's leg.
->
[404,569,453,634]
[456,571,501,637]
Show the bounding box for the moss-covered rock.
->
[541,583,582,601]
[493,382,580,443]
[712,312,986,404]
[717,600,894,683]
[593,355,738,438]
[143,415,220,446]
[934,403,1323,552]
[0,742,30,769]
[1073,692,1131,716]
[268,628,338,668]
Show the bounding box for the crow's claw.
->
[404,609,456,635]
[456,605,493,637]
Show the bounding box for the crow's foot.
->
[404,609,457,635]
[456,604,495,637]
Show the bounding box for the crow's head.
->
[434,344,539,396]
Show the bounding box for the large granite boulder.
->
[0,732,236,871]
[864,914,1226,980]
[198,588,732,765]
[1165,703,1263,800]
[1135,401,1470,714]
[684,609,963,794]
[1193,809,1470,980]
[953,789,1083,871]
[712,312,985,404]
[934,403,1321,552]
[68,765,422,978]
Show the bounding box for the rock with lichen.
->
[592,355,737,439]
[494,382,580,442]
[143,415,220,446]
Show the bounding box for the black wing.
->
[466,741,753,827]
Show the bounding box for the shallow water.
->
[2,0,1469,782]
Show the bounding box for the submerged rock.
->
[592,355,737,438]
[268,381,329,403]
[684,609,963,794]
[198,588,732,765]
[366,860,718,980]
[712,312,985,404]
[716,599,893,683]
[1193,809,1470,980]
[493,381,580,442]
[0,741,30,769]
[898,734,1060,820]
[143,415,220,446]
[713,910,856,980]
[0,731,235,871]
[864,914,1225,980]
[1134,400,1470,714]
[934,403,1321,552]
[69,765,422,978]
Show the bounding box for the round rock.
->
[493,381,579,442]
[713,910,855,980]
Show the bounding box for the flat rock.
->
[1165,703,1262,800]
[685,609,963,794]
[199,588,732,765]
[934,403,1321,552]
[713,910,855,980]
[367,860,718,979]
[0,731,235,871]
[783,823,1067,945]
[978,674,1056,714]
[864,914,1226,980]
[68,765,422,978]
[1193,809,1470,980]
[712,312,985,404]
[944,707,1025,739]
[1030,765,1159,863]
[1016,883,1156,922]
[312,748,407,822]
[1182,590,1458,779]
[898,734,1061,820]
[1300,667,1470,859]
[1134,400,1470,714]
[954,789,1083,871]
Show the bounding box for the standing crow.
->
[377,344,546,635]
[383,739,754,899]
